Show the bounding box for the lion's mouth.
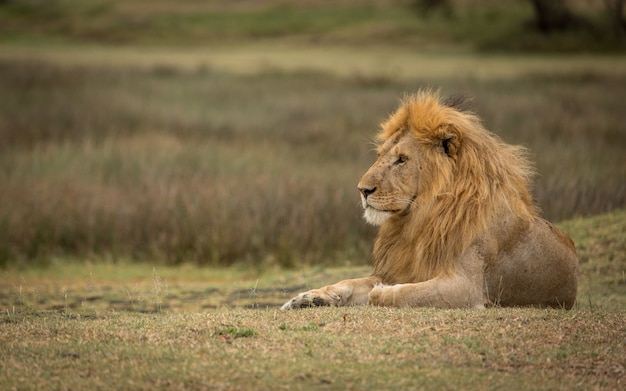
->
[361,194,413,214]
[362,205,394,226]
[370,206,400,213]
[363,204,401,214]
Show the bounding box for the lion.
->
[281,90,579,310]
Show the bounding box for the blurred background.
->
[0,0,625,269]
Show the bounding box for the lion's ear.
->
[438,123,462,160]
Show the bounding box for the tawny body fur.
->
[281,90,578,310]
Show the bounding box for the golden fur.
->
[282,90,578,310]
[371,90,536,284]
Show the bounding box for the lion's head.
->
[359,90,537,283]
[357,120,462,227]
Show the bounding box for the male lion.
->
[282,90,579,310]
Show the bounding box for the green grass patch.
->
[0,1,423,46]
[0,0,623,52]
[214,326,257,339]
[559,209,626,310]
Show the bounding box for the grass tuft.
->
[214,326,257,339]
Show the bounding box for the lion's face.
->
[358,129,422,226]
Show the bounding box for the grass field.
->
[0,2,625,389]
[1,308,624,390]
[1,210,625,390]
[1,47,625,267]
[1,0,623,51]
[1,0,625,267]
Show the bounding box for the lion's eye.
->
[395,155,407,165]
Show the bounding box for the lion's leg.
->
[368,276,485,309]
[485,219,579,309]
[368,252,486,311]
[281,276,381,310]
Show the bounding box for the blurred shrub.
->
[0,60,624,267]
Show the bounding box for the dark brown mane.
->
[442,94,472,112]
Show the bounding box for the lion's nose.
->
[359,186,376,198]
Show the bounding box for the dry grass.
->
[0,51,626,266]
[2,209,624,314]
[0,2,624,268]
[3,44,626,80]
[0,308,624,390]
[0,53,625,267]
[0,210,624,390]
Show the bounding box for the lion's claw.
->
[280,291,332,310]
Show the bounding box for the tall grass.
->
[0,60,624,267]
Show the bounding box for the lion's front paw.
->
[280,289,339,311]
[368,284,394,306]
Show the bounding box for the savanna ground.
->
[1,0,626,390]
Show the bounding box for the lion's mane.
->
[372,90,538,284]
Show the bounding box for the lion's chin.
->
[363,207,391,226]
